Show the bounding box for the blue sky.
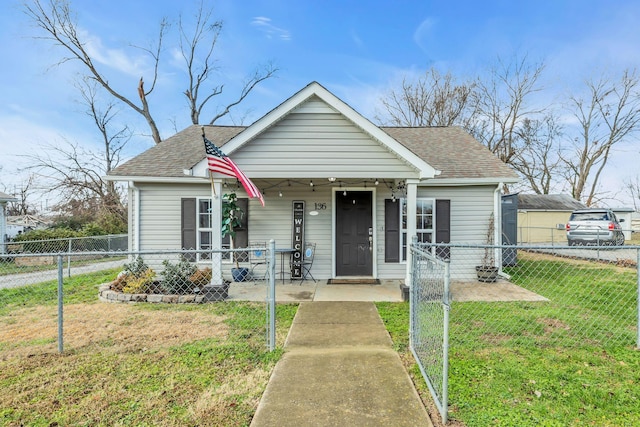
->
[1,0,640,205]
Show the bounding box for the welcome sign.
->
[291,201,305,278]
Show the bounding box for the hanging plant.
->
[221,192,244,270]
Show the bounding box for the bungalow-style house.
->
[0,191,17,253]
[107,82,518,283]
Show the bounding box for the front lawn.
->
[0,269,297,426]
[377,253,640,427]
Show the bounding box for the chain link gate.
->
[409,239,450,424]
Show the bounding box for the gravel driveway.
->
[0,259,126,290]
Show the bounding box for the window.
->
[197,198,213,260]
[401,198,435,261]
[182,197,248,263]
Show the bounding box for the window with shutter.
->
[181,197,249,262]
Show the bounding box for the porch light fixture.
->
[279,190,283,197]
[343,189,347,196]
[374,179,379,186]
[328,177,336,182]
[309,180,314,187]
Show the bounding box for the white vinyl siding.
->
[228,97,417,179]
[137,183,212,250]
[418,185,496,280]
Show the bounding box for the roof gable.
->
[108,82,518,185]
[219,82,439,179]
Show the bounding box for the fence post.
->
[409,236,418,349]
[637,249,640,350]
[57,255,64,354]
[441,259,450,425]
[268,240,276,351]
[67,238,72,278]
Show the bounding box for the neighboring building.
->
[107,82,519,283]
[609,208,635,240]
[516,194,587,243]
[6,215,51,239]
[0,191,18,253]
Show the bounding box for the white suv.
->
[565,209,625,246]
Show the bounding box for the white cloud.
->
[413,18,437,56]
[251,16,291,41]
[80,28,152,77]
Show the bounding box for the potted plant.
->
[476,213,499,282]
[221,192,249,282]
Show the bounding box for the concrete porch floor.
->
[226,278,547,303]
[227,279,406,302]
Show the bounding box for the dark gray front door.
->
[336,191,373,276]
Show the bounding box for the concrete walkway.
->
[250,301,433,427]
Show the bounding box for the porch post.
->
[211,180,224,285]
[405,181,418,286]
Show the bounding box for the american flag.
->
[203,135,265,206]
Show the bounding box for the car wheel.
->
[568,240,575,247]
[616,232,625,246]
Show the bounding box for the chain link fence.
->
[1,243,280,358]
[442,243,639,349]
[409,242,450,424]
[411,242,640,423]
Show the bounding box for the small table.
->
[275,248,294,284]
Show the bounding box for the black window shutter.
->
[181,198,197,261]
[435,199,451,260]
[234,198,249,249]
[385,199,400,263]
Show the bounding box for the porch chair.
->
[299,242,316,283]
[248,241,268,281]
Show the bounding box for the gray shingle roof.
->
[109,125,244,178]
[0,191,17,201]
[517,194,587,210]
[381,126,518,180]
[109,124,518,181]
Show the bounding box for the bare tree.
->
[4,175,38,216]
[25,0,166,144]
[560,69,640,206]
[25,0,277,143]
[510,114,563,194]
[20,79,129,227]
[467,55,546,166]
[179,1,278,125]
[376,68,475,126]
[623,176,640,211]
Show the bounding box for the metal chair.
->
[300,242,316,282]
[249,242,267,281]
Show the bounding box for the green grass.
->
[377,254,640,427]
[0,267,121,315]
[0,256,126,276]
[0,268,298,426]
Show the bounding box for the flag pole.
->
[203,127,217,198]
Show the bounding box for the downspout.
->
[129,181,141,252]
[494,183,503,273]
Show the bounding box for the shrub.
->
[161,257,198,294]
[123,257,149,276]
[122,269,156,294]
[190,267,212,287]
[111,257,156,293]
